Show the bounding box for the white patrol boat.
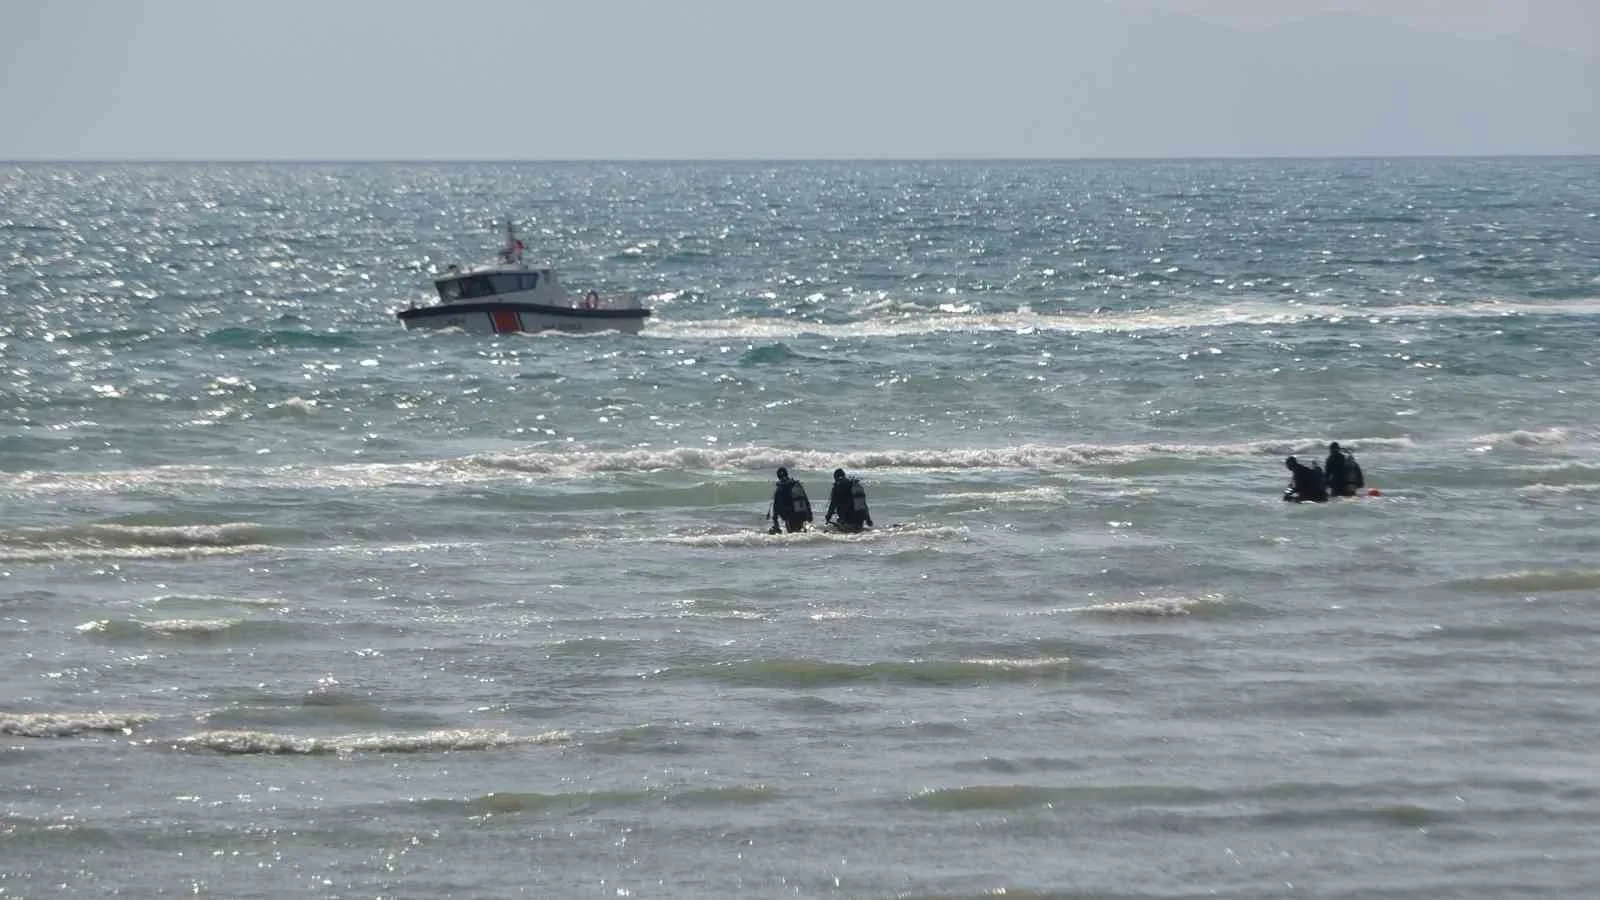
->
[396,222,652,335]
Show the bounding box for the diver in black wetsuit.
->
[1324,442,1364,497]
[1283,455,1328,502]
[769,467,813,533]
[824,468,874,533]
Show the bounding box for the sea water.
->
[2,159,1598,898]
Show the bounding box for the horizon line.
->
[3,152,1598,165]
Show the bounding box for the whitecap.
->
[172,728,572,755]
[0,711,157,737]
[1070,594,1222,616]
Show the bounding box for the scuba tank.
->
[788,480,813,521]
[849,478,870,516]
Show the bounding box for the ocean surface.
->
[2,158,1598,898]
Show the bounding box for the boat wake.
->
[647,296,1600,341]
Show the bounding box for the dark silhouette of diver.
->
[769,467,813,533]
[1283,456,1328,502]
[1323,442,1365,497]
[824,468,874,533]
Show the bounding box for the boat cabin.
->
[435,269,556,302]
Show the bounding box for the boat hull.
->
[396,301,650,335]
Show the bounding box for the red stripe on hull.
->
[491,310,520,333]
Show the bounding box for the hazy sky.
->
[2,0,1595,159]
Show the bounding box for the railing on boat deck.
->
[575,292,647,310]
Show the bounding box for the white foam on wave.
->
[659,523,966,548]
[1469,427,1575,449]
[0,522,276,562]
[7,437,1420,496]
[1520,482,1600,497]
[148,593,290,608]
[809,610,855,622]
[679,608,767,621]
[0,544,277,563]
[0,711,158,738]
[1065,593,1223,617]
[317,539,486,557]
[268,396,318,414]
[140,618,240,635]
[958,656,1073,670]
[729,439,1416,473]
[173,728,572,755]
[76,617,242,636]
[929,486,1068,504]
[81,523,263,546]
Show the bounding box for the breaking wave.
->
[957,656,1074,670]
[147,593,291,609]
[7,438,1417,494]
[170,728,571,755]
[0,712,158,738]
[76,617,299,641]
[1470,427,1574,449]
[929,486,1067,505]
[0,522,277,562]
[1070,593,1225,617]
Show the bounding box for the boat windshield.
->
[438,272,539,301]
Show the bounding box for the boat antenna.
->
[499,220,524,265]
